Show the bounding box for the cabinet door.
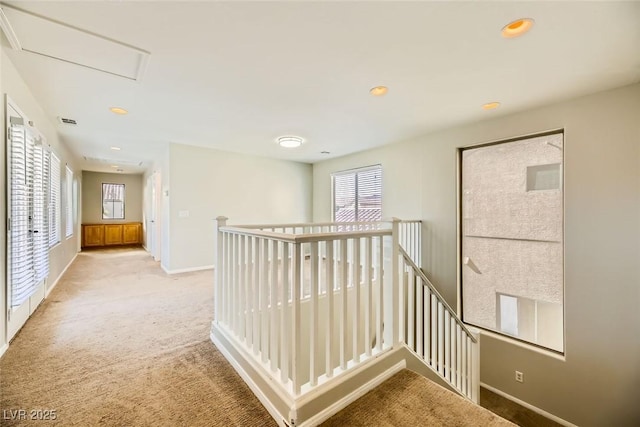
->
[83,225,104,247]
[123,224,140,244]
[104,225,123,245]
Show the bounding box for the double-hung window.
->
[332,165,382,222]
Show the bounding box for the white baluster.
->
[431,294,437,366]
[261,238,269,363]
[246,237,253,349]
[291,243,301,396]
[456,324,462,390]
[376,236,384,351]
[310,241,319,387]
[461,331,467,396]
[239,235,246,341]
[407,268,415,351]
[424,287,430,363]
[416,275,423,358]
[471,331,480,403]
[253,237,260,356]
[281,242,290,384]
[438,302,444,376]
[444,310,450,381]
[364,237,372,357]
[226,232,232,327]
[326,240,335,378]
[270,239,279,373]
[352,238,360,364]
[340,239,348,370]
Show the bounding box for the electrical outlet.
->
[515,371,524,383]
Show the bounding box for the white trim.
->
[211,330,288,427]
[300,360,406,427]
[480,382,577,427]
[0,343,8,358]
[45,252,78,298]
[161,264,214,275]
[0,7,22,50]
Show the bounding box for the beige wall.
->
[81,171,143,224]
[1,47,82,354]
[313,83,640,426]
[163,143,312,272]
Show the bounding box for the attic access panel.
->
[0,5,149,81]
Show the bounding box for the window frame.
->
[457,130,565,355]
[331,164,382,222]
[65,165,74,238]
[49,151,61,247]
[102,182,126,220]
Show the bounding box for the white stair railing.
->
[213,217,396,400]
[212,217,479,426]
[398,246,480,402]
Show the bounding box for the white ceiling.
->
[2,1,639,173]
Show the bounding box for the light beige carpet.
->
[324,369,515,427]
[0,248,275,426]
[2,248,514,427]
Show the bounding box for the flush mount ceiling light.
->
[501,18,534,38]
[369,86,388,97]
[277,136,304,148]
[110,146,121,151]
[110,107,128,115]
[482,102,501,110]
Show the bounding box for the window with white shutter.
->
[49,152,61,247]
[332,165,382,222]
[65,165,73,237]
[8,117,50,307]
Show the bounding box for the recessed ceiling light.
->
[110,107,128,115]
[277,136,304,148]
[482,102,501,110]
[369,86,388,97]
[501,18,534,38]
[111,165,119,168]
[110,146,121,151]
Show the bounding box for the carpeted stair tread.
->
[322,369,516,426]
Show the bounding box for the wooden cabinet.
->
[104,225,123,246]
[123,223,141,244]
[82,223,142,248]
[82,225,104,247]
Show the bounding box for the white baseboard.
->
[300,359,406,427]
[46,252,78,298]
[0,343,8,358]
[480,382,577,427]
[161,264,214,275]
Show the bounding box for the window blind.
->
[332,165,382,222]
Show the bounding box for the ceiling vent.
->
[58,117,77,125]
